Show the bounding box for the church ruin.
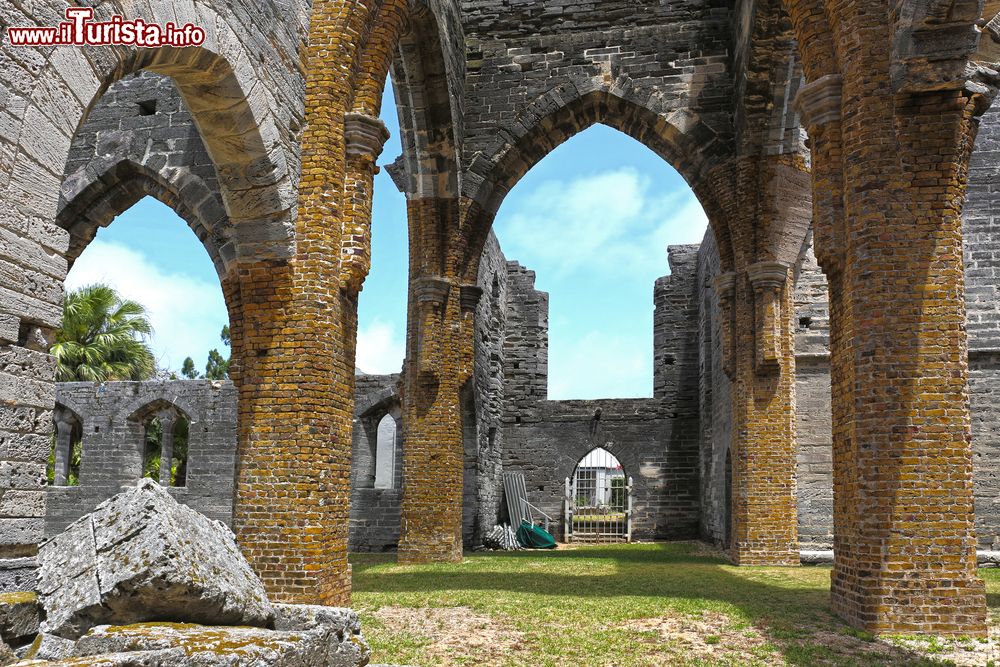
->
[4,0,1000,638]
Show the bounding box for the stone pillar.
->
[726,260,799,566]
[231,3,393,605]
[342,113,390,294]
[53,410,74,487]
[156,409,177,487]
[398,196,469,564]
[798,56,989,633]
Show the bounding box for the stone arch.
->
[567,446,629,525]
[459,82,734,278]
[387,1,462,198]
[356,397,403,491]
[357,385,402,419]
[125,398,191,488]
[780,0,841,82]
[8,23,296,268]
[119,394,197,426]
[558,440,638,496]
[57,158,229,277]
[373,413,398,490]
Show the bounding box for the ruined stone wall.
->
[349,374,403,552]
[695,231,733,547]
[48,381,237,536]
[47,375,410,552]
[464,231,509,544]
[957,101,1000,550]
[59,71,230,273]
[458,0,736,197]
[791,240,833,551]
[499,246,702,541]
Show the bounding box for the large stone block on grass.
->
[16,606,369,666]
[37,480,274,639]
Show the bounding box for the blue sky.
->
[67,80,708,398]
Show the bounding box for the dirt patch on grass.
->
[620,611,1000,666]
[621,610,780,664]
[372,605,528,665]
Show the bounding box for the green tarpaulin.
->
[516,520,556,549]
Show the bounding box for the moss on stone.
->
[0,591,37,606]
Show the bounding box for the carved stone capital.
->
[414,277,451,307]
[964,61,1000,119]
[344,113,390,162]
[156,408,178,429]
[746,261,791,291]
[795,75,843,128]
[712,272,737,300]
[747,262,791,375]
[53,408,76,434]
[459,285,483,313]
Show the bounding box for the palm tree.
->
[53,284,156,382]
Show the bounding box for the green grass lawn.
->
[350,542,1000,666]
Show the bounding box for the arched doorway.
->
[565,447,631,543]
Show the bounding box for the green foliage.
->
[53,284,155,382]
[181,325,231,380]
[142,417,189,486]
[204,348,229,380]
[610,475,627,510]
[181,357,198,379]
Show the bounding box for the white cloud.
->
[500,168,709,278]
[355,319,405,375]
[65,241,228,374]
[548,330,651,400]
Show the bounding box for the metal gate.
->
[564,447,632,543]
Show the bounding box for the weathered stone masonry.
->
[48,381,237,536]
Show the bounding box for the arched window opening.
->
[373,413,397,490]
[49,407,82,487]
[63,197,230,380]
[142,409,189,487]
[565,447,630,543]
[491,125,708,400]
[355,74,407,376]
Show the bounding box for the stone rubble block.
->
[24,633,74,662]
[16,611,369,666]
[37,479,274,639]
[0,591,39,644]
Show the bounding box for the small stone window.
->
[142,408,189,487]
[50,407,83,486]
[373,413,396,489]
[137,99,157,116]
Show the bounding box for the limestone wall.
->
[498,246,702,541]
[49,381,237,535]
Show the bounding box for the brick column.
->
[798,62,989,633]
[230,0,393,605]
[156,409,177,487]
[398,196,470,564]
[725,260,799,566]
[52,409,74,487]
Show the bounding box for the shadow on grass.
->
[351,544,973,667]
